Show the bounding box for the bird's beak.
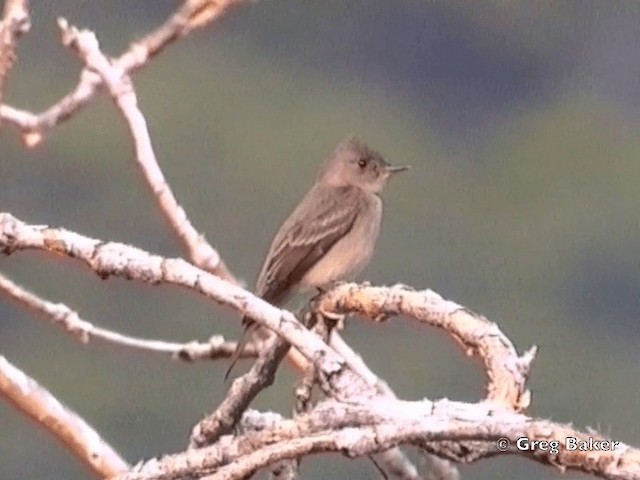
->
[385,165,410,174]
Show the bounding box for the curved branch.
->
[3,213,635,479]
[315,283,536,411]
[115,399,640,480]
[0,355,129,477]
[0,1,425,473]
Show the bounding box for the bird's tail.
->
[224,319,258,380]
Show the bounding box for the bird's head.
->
[318,137,409,193]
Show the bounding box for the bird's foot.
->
[317,308,346,331]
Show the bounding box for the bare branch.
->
[0,271,257,360]
[0,0,405,435]
[0,4,600,480]
[190,332,293,447]
[3,214,634,478]
[0,355,129,477]
[192,311,432,479]
[57,16,236,282]
[330,329,456,479]
[0,0,244,144]
[315,283,536,412]
[2,2,423,472]
[0,0,30,105]
[115,399,640,480]
[0,213,461,479]
[55,12,327,389]
[0,213,366,396]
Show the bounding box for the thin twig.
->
[0,0,30,105]
[58,16,236,282]
[0,0,244,145]
[0,271,257,361]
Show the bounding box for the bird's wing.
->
[228,186,361,379]
[255,185,362,303]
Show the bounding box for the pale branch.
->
[189,309,428,479]
[293,313,326,417]
[0,0,245,146]
[189,333,292,447]
[0,271,258,361]
[329,327,455,479]
[1,2,423,474]
[268,461,298,480]
[58,17,236,283]
[0,355,129,477]
[0,3,576,480]
[419,453,462,480]
[315,283,537,412]
[0,0,243,283]
[239,413,300,480]
[371,449,424,480]
[329,331,384,388]
[0,212,371,399]
[0,0,411,435]
[1,213,511,479]
[115,399,640,480]
[2,213,634,478]
[315,282,533,477]
[0,0,29,105]
[58,14,334,395]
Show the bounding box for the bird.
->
[225,136,409,379]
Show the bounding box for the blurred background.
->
[1,1,639,478]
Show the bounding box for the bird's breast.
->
[299,194,382,290]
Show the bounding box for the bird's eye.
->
[357,158,368,168]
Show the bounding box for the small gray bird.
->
[225,137,408,379]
